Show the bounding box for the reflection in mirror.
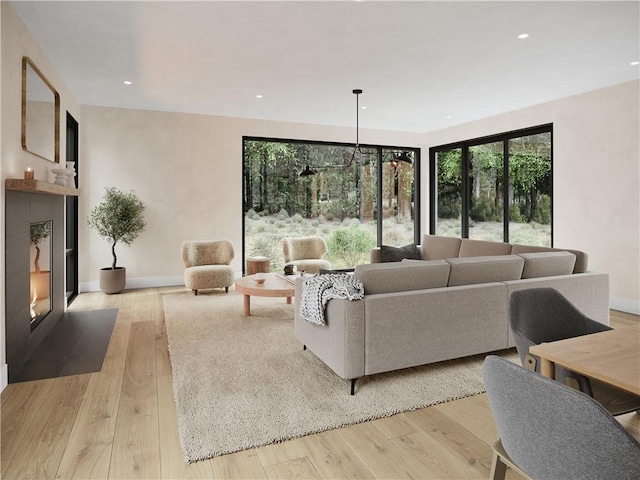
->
[22,57,60,163]
[30,221,53,329]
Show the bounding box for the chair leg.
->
[193,289,198,295]
[350,378,356,395]
[225,286,229,293]
[489,450,508,480]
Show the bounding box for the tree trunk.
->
[529,188,538,223]
[259,155,266,212]
[111,241,118,269]
[34,245,41,274]
[244,166,252,212]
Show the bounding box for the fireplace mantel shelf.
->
[5,179,80,196]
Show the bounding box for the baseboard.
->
[79,272,243,293]
[610,296,640,315]
[78,278,640,315]
[1,363,8,392]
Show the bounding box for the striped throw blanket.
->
[300,274,364,325]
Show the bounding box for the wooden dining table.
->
[529,325,640,396]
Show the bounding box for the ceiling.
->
[11,1,640,133]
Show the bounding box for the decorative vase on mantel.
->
[66,162,77,188]
[51,167,70,186]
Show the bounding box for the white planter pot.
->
[100,267,126,294]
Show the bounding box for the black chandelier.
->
[299,164,316,176]
[300,88,364,177]
[390,151,414,167]
[347,88,364,168]
[299,89,413,176]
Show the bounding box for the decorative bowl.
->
[253,275,266,284]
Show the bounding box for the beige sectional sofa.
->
[294,235,609,394]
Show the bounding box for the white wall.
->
[0,2,81,390]
[425,81,640,313]
[0,0,4,390]
[79,106,423,289]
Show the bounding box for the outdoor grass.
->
[245,214,551,272]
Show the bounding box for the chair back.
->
[509,288,609,366]
[182,240,234,267]
[483,355,640,480]
[282,236,327,262]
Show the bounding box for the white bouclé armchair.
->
[182,240,235,295]
[282,236,331,274]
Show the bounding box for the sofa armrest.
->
[294,279,366,380]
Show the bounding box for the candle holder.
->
[24,168,34,180]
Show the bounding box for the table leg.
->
[539,358,555,380]
[286,297,291,304]
[243,294,251,316]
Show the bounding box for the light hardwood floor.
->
[1,287,638,479]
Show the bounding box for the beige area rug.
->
[163,290,516,463]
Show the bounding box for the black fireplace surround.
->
[5,190,65,381]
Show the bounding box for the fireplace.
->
[30,220,53,330]
[5,188,66,381]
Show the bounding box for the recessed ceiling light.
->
[631,61,640,66]
[123,80,132,85]
[446,115,452,119]
[361,106,367,110]
[518,33,529,39]
[256,94,263,99]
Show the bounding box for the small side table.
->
[246,256,271,275]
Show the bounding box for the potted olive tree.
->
[88,187,146,294]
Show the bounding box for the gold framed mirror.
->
[21,57,60,163]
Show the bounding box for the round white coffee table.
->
[234,273,295,316]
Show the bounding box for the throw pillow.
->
[379,243,421,263]
[319,268,355,275]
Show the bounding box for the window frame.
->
[242,136,421,272]
[429,124,553,244]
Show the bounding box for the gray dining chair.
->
[509,287,640,416]
[483,355,640,480]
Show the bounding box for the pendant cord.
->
[355,92,359,150]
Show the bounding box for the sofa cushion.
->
[519,252,576,279]
[446,255,525,286]
[511,244,588,273]
[459,239,512,257]
[420,235,462,260]
[379,243,421,262]
[354,260,450,294]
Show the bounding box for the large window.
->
[430,125,552,246]
[243,138,420,271]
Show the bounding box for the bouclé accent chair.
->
[182,240,235,295]
[282,236,331,274]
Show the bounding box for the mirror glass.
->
[22,57,59,163]
[30,221,53,329]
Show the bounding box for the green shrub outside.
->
[276,208,289,220]
[438,196,461,219]
[534,195,551,224]
[246,208,260,220]
[509,204,524,223]
[327,227,376,268]
[470,197,501,222]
